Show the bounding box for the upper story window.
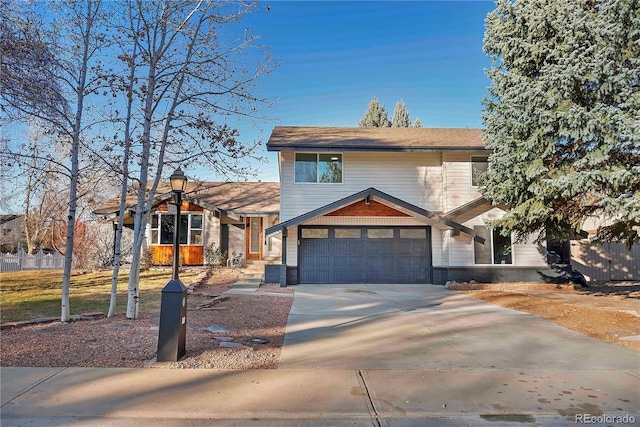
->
[473,225,512,265]
[150,212,203,245]
[295,153,342,183]
[471,156,489,187]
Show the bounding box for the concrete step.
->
[231,281,261,290]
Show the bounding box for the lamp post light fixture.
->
[157,167,188,362]
[169,168,187,279]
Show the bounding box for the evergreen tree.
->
[482,0,640,247]
[358,97,390,127]
[391,100,411,127]
[412,117,422,128]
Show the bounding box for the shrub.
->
[141,247,155,271]
[204,244,226,266]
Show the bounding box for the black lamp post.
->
[169,167,187,279]
[157,167,188,362]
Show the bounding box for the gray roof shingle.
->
[267,126,486,151]
[94,182,279,216]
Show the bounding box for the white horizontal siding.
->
[449,235,475,266]
[443,152,485,212]
[513,236,547,267]
[285,225,298,267]
[431,228,443,267]
[280,151,443,221]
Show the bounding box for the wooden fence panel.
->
[0,252,20,272]
[571,241,640,282]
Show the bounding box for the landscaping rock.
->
[219,342,251,349]
[204,324,230,333]
[82,312,105,319]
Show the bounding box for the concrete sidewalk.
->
[2,284,639,426]
[2,366,638,426]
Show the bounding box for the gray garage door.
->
[298,226,431,284]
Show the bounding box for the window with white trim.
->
[295,153,342,183]
[473,225,512,264]
[150,213,203,245]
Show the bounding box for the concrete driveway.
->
[280,284,638,370]
[280,284,639,422]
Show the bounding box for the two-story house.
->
[264,126,549,286]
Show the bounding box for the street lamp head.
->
[170,168,187,193]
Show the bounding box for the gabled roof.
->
[0,214,22,225]
[443,197,496,223]
[267,126,487,152]
[265,187,484,243]
[94,182,279,219]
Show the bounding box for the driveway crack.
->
[357,369,386,427]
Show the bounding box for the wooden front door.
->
[245,217,262,260]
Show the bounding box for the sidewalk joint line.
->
[0,367,68,407]
[358,369,384,427]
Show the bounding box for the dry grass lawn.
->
[0,268,202,323]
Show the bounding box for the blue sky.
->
[220,0,496,183]
[1,1,497,210]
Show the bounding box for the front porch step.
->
[231,277,261,290]
[230,260,280,289]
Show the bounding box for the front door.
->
[245,217,262,260]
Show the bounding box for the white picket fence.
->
[0,248,65,272]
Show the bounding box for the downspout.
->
[280,227,287,287]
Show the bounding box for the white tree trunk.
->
[60,1,97,322]
[108,36,137,318]
[125,35,159,318]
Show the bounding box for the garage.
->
[298,226,431,284]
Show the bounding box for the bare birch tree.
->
[1,0,110,321]
[108,0,272,319]
[2,0,272,320]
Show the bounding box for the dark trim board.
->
[433,266,557,285]
[287,267,298,285]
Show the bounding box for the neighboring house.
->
[0,214,24,253]
[264,126,551,286]
[94,182,280,265]
[1,214,23,235]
